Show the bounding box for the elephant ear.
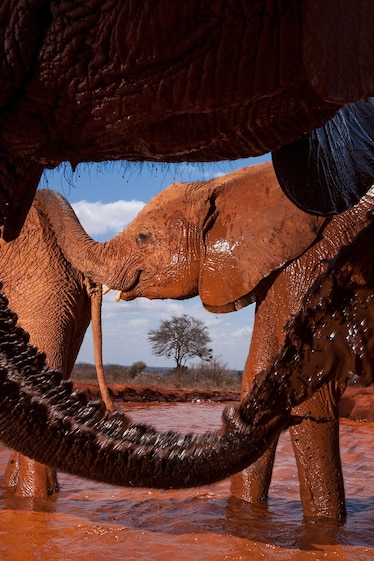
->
[199,163,326,313]
[272,100,374,215]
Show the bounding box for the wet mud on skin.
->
[0,402,372,561]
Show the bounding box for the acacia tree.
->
[148,314,213,369]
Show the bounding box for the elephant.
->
[1,2,374,502]
[91,160,373,520]
[1,3,374,243]
[0,183,302,491]
[0,171,332,490]
[0,197,115,498]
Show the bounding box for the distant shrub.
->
[103,363,129,383]
[127,361,147,379]
[72,359,242,392]
[72,362,129,384]
[71,362,98,382]
[164,358,242,391]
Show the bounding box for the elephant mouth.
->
[103,269,142,302]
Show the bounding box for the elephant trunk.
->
[34,189,119,285]
[0,285,290,488]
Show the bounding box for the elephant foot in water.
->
[231,404,346,520]
[2,451,59,499]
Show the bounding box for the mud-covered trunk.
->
[245,217,374,413]
[0,219,372,488]
[34,190,121,285]
[0,285,288,487]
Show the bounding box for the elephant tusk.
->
[115,290,122,302]
[103,285,122,302]
[103,286,123,302]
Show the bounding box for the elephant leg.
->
[231,384,345,519]
[230,439,278,503]
[289,382,346,520]
[231,299,280,504]
[3,451,59,499]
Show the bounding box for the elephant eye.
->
[136,231,150,247]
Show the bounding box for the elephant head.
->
[103,162,327,311]
[99,159,374,394]
[34,162,327,311]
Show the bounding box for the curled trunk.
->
[0,216,373,488]
[0,284,288,487]
[34,190,118,284]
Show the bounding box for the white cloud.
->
[72,199,145,238]
[127,318,149,328]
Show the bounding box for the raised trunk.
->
[0,218,372,488]
[34,189,121,285]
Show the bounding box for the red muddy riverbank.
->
[74,382,374,422]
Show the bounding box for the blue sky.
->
[39,154,270,370]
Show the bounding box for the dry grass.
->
[72,359,242,392]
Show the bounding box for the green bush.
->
[127,361,147,379]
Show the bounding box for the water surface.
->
[0,402,372,560]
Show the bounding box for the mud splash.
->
[0,401,372,561]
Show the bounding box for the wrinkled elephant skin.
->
[0,200,103,497]
[0,160,372,512]
[0,181,309,492]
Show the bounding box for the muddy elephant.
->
[97,161,372,520]
[0,167,325,488]
[0,197,114,498]
[0,181,303,491]
[1,3,374,243]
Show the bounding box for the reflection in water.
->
[0,402,372,561]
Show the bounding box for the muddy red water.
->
[0,402,372,561]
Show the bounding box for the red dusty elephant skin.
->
[1,3,374,504]
[0,164,372,503]
[0,175,313,495]
[0,199,115,498]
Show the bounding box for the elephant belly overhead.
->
[0,1,355,167]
